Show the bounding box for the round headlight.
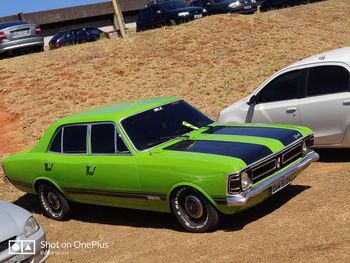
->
[241,171,252,191]
[302,141,309,156]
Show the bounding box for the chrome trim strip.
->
[226,151,319,206]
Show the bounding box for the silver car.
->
[0,21,44,56]
[219,47,350,148]
[0,200,49,263]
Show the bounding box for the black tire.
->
[38,183,71,220]
[171,187,220,233]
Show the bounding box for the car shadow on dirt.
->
[220,184,310,231]
[315,148,350,163]
[13,184,310,232]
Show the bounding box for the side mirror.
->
[247,95,258,106]
[156,10,162,14]
[206,2,211,5]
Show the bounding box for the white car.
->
[219,47,350,148]
[0,200,49,263]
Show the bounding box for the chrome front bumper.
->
[226,151,319,206]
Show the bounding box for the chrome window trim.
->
[47,122,132,156]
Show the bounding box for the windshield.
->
[121,100,213,151]
[160,1,188,10]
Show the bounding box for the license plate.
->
[244,5,252,9]
[194,14,202,19]
[12,29,30,38]
[271,176,291,194]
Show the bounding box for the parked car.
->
[260,0,322,12]
[49,27,105,49]
[137,0,207,31]
[190,0,258,15]
[0,21,44,57]
[0,199,49,263]
[219,47,350,148]
[2,97,318,232]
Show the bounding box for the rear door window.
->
[306,65,350,97]
[62,125,88,154]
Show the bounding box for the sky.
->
[0,0,108,17]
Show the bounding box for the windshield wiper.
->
[146,134,189,148]
[182,121,199,130]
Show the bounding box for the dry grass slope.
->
[0,1,350,262]
[0,0,349,149]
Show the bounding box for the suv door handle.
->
[343,100,350,106]
[44,162,54,171]
[286,107,297,113]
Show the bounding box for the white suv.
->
[219,47,350,148]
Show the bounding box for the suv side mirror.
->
[247,95,258,106]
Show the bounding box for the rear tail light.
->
[55,39,61,48]
[35,26,42,34]
[0,31,6,41]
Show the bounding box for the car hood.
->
[0,200,30,241]
[160,123,310,166]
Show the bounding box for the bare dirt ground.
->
[0,0,350,262]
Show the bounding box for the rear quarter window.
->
[306,65,350,97]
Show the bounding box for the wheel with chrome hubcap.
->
[38,183,71,220]
[171,187,219,233]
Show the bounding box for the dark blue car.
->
[190,0,258,15]
[49,27,105,49]
[137,0,207,32]
[260,0,321,12]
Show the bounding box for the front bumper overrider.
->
[226,151,319,206]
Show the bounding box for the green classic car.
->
[2,97,319,232]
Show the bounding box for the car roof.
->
[55,97,180,125]
[287,46,350,69]
[0,21,27,30]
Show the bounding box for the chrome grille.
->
[228,137,313,195]
[0,236,16,254]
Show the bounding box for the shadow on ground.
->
[13,184,310,232]
[220,184,310,231]
[315,148,350,163]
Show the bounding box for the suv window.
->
[258,70,302,103]
[91,123,116,154]
[306,66,349,97]
[63,125,87,154]
[49,128,62,153]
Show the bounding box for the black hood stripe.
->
[204,126,302,146]
[165,140,273,165]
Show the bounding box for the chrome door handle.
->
[286,107,297,113]
[44,162,54,171]
[86,165,96,175]
[343,100,350,106]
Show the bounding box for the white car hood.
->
[0,200,30,241]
